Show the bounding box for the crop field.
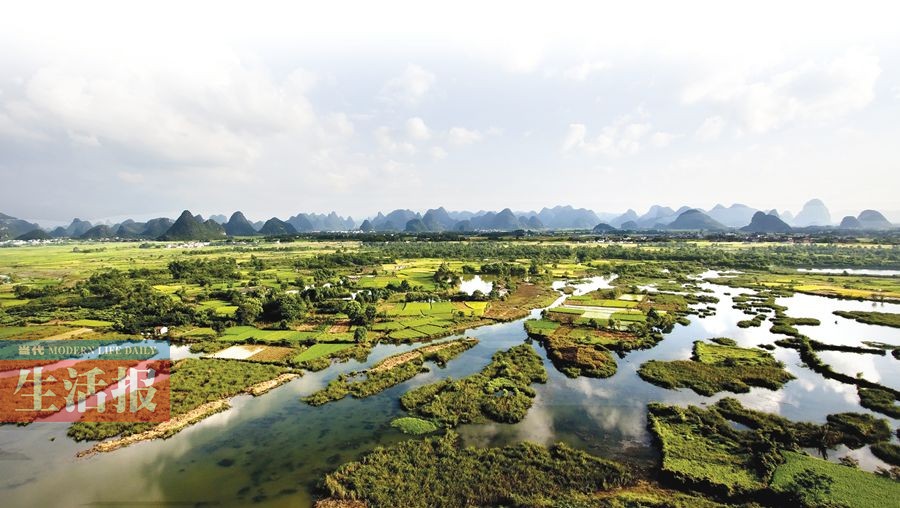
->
[710,270,900,302]
[565,296,639,308]
[217,326,314,344]
[292,343,354,363]
[197,299,238,317]
[0,324,83,340]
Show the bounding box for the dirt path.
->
[246,373,299,396]
[370,339,472,373]
[77,373,299,457]
[45,327,93,340]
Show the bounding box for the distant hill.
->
[422,207,456,231]
[159,210,226,240]
[666,209,727,231]
[225,212,258,236]
[259,218,297,236]
[707,203,759,228]
[405,218,428,232]
[792,199,831,227]
[141,218,173,238]
[115,220,145,238]
[740,211,792,233]
[454,219,472,231]
[620,220,639,230]
[16,229,51,241]
[209,214,228,224]
[65,218,93,237]
[632,205,676,228]
[371,209,419,231]
[80,225,117,239]
[535,206,599,229]
[468,208,523,230]
[0,214,42,240]
[857,210,892,230]
[592,223,617,233]
[287,212,355,231]
[286,213,314,232]
[838,216,861,229]
[359,219,374,232]
[522,215,544,229]
[610,209,638,228]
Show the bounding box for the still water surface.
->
[1,274,897,506]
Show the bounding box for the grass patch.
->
[857,386,900,418]
[400,344,547,426]
[303,338,477,406]
[834,310,900,328]
[771,451,900,508]
[871,442,900,467]
[638,340,794,396]
[292,343,354,363]
[67,358,287,441]
[321,430,631,508]
[390,417,439,435]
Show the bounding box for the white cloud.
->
[695,115,725,141]
[374,126,415,155]
[650,131,676,148]
[447,126,483,145]
[1,58,323,167]
[380,64,435,105]
[684,50,881,133]
[405,116,431,140]
[563,114,673,157]
[430,146,447,160]
[563,60,609,81]
[117,171,145,184]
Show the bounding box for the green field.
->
[771,451,900,507]
[292,343,354,362]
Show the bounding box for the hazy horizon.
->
[2,1,899,223]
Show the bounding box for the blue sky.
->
[1,1,899,224]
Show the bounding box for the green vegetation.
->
[857,386,900,418]
[649,399,900,503]
[68,358,288,441]
[400,344,547,426]
[871,442,900,466]
[389,417,439,435]
[776,337,900,413]
[638,340,794,396]
[5,236,900,507]
[648,403,766,496]
[303,338,477,406]
[525,289,684,378]
[534,331,617,378]
[834,309,900,328]
[771,451,900,508]
[824,412,892,448]
[321,430,631,508]
[709,269,900,303]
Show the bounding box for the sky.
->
[1,1,899,225]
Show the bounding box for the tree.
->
[265,294,306,323]
[433,262,459,286]
[364,304,377,324]
[354,326,368,343]
[236,298,263,325]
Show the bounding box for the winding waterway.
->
[1,273,898,506]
